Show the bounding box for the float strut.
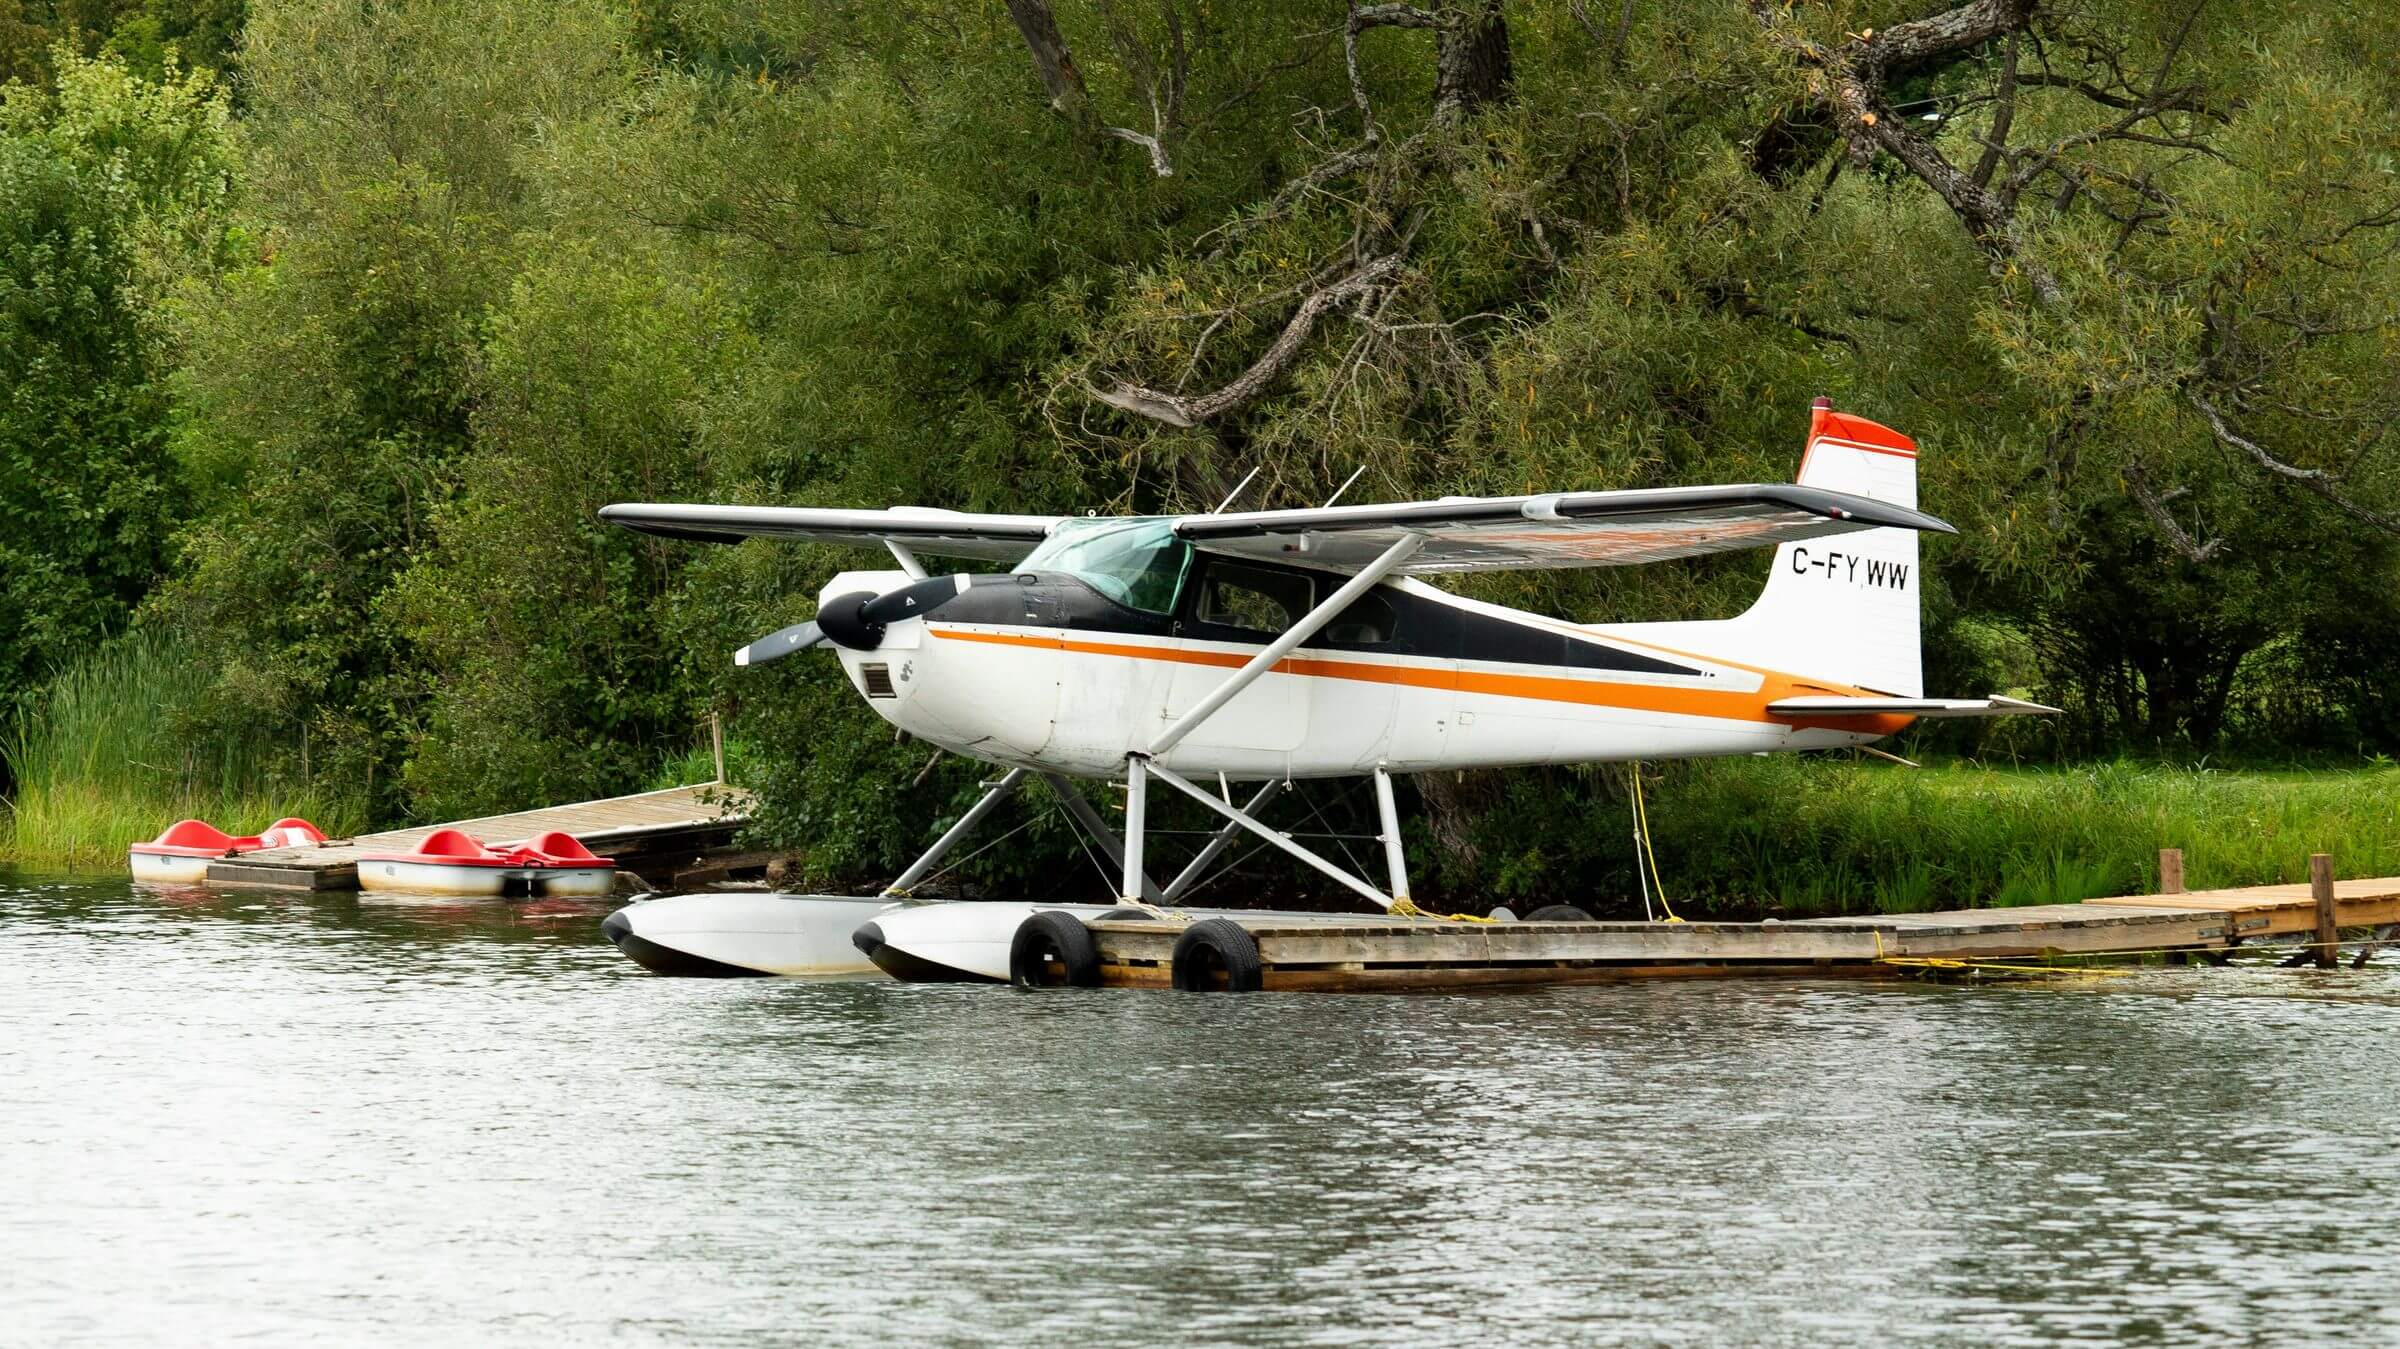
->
[1145,761,1396,911]
[1162,780,1286,902]
[883,766,1028,897]
[1121,756,1149,904]
[1372,766,1411,907]
[1039,772,1164,904]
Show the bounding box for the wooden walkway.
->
[205,784,751,890]
[1081,877,2400,990]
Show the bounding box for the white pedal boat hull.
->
[358,858,617,897]
[128,851,214,885]
[601,892,901,977]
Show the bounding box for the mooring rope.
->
[1630,762,1683,923]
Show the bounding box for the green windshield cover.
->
[1018,517,1190,614]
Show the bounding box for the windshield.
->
[1018,517,1191,615]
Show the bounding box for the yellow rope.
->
[1631,763,1683,923]
[1876,955,2135,977]
[1388,897,1500,922]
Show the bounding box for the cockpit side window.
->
[1017,518,1191,615]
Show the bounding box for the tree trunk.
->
[1433,0,1511,119]
[1004,0,1093,125]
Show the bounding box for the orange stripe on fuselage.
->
[925,625,1912,734]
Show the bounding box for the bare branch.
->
[1854,0,2027,74]
[1743,0,2064,306]
[1100,125,1174,176]
[1971,32,2017,189]
[2124,458,2224,562]
[2191,393,2400,536]
[1094,252,1408,426]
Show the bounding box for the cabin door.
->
[1164,558,1311,752]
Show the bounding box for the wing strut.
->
[1147,533,1426,757]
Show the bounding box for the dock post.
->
[2310,853,2338,969]
[2158,848,2183,894]
[710,712,726,784]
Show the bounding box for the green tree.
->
[0,49,230,728]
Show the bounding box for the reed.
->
[1643,756,2400,918]
[1,633,364,869]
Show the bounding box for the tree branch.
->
[1004,0,1093,125]
[1743,0,2064,306]
[2191,393,2400,536]
[1094,252,1408,426]
[2123,458,2224,562]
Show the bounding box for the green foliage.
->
[0,48,230,732]
[1,2,244,88]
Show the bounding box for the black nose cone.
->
[852,921,886,959]
[601,908,633,947]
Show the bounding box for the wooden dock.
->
[1078,872,2400,991]
[204,784,751,890]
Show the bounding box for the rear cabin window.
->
[1195,563,1313,636]
[1322,591,1399,646]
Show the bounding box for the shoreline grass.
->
[1634,756,2400,919]
[2,633,365,870]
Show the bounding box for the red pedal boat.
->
[128,817,328,884]
[356,828,617,898]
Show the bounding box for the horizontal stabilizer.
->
[1767,695,2059,719]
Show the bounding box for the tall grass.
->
[2,632,364,869]
[1644,756,2400,918]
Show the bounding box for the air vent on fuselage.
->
[860,663,896,698]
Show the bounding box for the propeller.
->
[730,575,973,668]
[732,621,825,667]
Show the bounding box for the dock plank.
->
[1084,878,2400,990]
[203,784,751,890]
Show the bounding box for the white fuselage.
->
[821,569,1895,781]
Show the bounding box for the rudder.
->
[1750,398,1922,696]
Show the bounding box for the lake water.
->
[5,871,2398,1346]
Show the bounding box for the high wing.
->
[596,504,1066,563]
[1175,483,1952,574]
[601,482,1949,574]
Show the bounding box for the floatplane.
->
[598,399,2050,983]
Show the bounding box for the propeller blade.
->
[733,621,825,668]
[859,573,971,626]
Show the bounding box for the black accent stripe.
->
[927,562,1701,678]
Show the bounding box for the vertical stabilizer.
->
[1602,399,1924,696]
